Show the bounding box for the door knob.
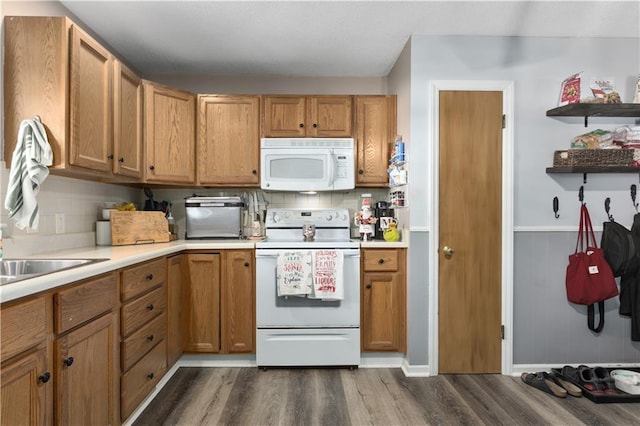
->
[442,246,455,257]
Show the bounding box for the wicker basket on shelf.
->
[553,149,634,167]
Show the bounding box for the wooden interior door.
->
[438,90,503,374]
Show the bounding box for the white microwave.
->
[260,138,355,192]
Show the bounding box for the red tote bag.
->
[566,203,619,306]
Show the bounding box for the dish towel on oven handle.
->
[310,249,344,301]
[276,251,313,296]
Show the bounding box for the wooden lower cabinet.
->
[119,258,167,421]
[55,311,119,425]
[361,248,407,352]
[0,346,50,426]
[183,250,255,354]
[167,254,185,367]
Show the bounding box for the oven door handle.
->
[256,249,360,258]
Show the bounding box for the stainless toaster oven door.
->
[186,206,242,238]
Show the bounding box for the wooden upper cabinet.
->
[355,95,397,186]
[143,81,196,184]
[69,24,113,173]
[198,95,260,186]
[262,95,352,137]
[113,60,143,178]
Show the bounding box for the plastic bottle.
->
[167,211,175,236]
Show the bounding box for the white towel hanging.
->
[4,117,53,231]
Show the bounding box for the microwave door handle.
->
[328,153,335,186]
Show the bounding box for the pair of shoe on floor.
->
[561,365,617,394]
[521,371,582,398]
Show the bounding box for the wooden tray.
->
[110,211,170,246]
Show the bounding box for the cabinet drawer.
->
[121,313,166,372]
[55,273,117,334]
[363,250,399,272]
[121,340,166,420]
[121,258,166,302]
[121,285,166,337]
[1,296,48,360]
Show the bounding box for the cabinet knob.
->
[146,273,154,281]
[118,157,124,163]
[63,357,74,367]
[365,284,372,289]
[312,123,318,128]
[38,372,51,383]
[146,303,154,311]
[244,262,250,267]
[299,123,304,128]
[252,170,257,175]
[358,169,364,175]
[107,154,114,160]
[147,372,154,380]
[378,259,385,264]
[149,165,155,171]
[147,334,154,342]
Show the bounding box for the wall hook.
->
[578,185,584,204]
[553,196,559,219]
[605,197,614,221]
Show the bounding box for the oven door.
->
[260,148,334,191]
[255,248,360,328]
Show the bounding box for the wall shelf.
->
[546,103,640,127]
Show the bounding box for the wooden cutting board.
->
[110,211,170,246]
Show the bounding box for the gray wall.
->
[408,35,640,366]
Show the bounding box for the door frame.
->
[428,80,515,375]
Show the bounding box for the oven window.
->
[270,157,324,179]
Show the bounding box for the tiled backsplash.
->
[1,162,397,257]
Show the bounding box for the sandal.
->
[578,365,604,394]
[593,367,618,394]
[551,372,582,397]
[560,365,581,385]
[521,372,568,398]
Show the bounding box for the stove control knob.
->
[272,213,282,223]
[325,213,333,221]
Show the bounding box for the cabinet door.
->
[307,96,353,137]
[262,96,306,137]
[113,60,143,178]
[143,81,196,183]
[69,24,113,173]
[183,254,221,352]
[355,96,397,186]
[166,255,184,367]
[55,312,118,426]
[198,95,260,185]
[361,272,405,352]
[222,250,255,353]
[1,347,50,426]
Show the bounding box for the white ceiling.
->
[59,0,640,78]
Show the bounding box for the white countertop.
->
[0,235,409,304]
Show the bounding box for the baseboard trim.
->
[512,362,640,377]
[401,359,430,377]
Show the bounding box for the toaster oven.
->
[185,196,245,239]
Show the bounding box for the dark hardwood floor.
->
[133,367,640,425]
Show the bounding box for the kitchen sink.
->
[0,258,109,285]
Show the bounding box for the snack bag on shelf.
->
[570,129,613,149]
[558,72,582,106]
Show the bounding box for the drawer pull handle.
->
[147,334,154,342]
[38,372,51,383]
[299,123,304,128]
[147,372,154,380]
[63,357,74,367]
[147,304,154,311]
[146,273,154,281]
[366,284,372,289]
[378,259,384,264]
